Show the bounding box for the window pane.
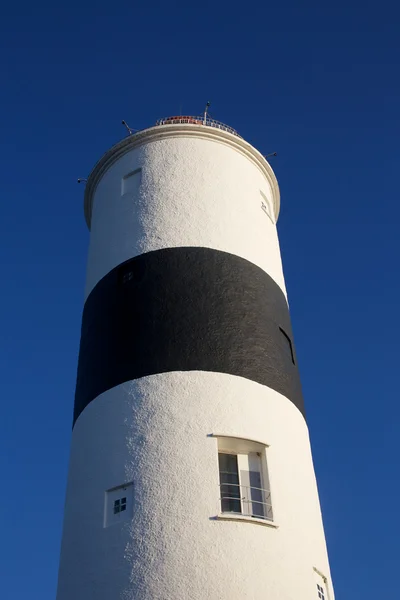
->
[249,470,265,518]
[219,453,241,514]
[219,453,238,475]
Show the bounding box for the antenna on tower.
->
[77,178,87,184]
[203,101,211,125]
[121,120,138,135]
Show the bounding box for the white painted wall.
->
[57,125,334,600]
[57,372,334,600]
[84,132,286,299]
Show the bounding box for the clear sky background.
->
[1,1,399,598]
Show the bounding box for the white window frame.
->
[104,482,134,528]
[213,435,277,527]
[313,567,332,600]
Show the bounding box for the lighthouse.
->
[56,114,334,600]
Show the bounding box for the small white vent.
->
[104,482,134,527]
[260,190,274,223]
[122,168,141,197]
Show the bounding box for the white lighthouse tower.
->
[56,114,334,600]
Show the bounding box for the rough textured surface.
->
[58,373,333,600]
[83,125,280,229]
[57,126,334,600]
[84,134,286,299]
[74,247,304,425]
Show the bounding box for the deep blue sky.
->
[1,1,398,598]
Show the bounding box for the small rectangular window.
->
[217,437,273,521]
[122,270,135,284]
[313,568,329,600]
[118,261,146,288]
[113,496,127,514]
[279,327,295,365]
[104,483,133,527]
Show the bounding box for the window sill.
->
[214,513,279,528]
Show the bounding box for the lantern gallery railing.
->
[156,115,241,137]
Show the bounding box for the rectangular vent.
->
[260,190,274,223]
[122,168,141,196]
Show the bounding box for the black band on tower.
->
[74,247,305,425]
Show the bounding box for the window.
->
[313,568,329,600]
[113,497,127,514]
[279,327,295,365]
[104,482,133,527]
[122,271,135,284]
[119,260,146,287]
[217,437,273,521]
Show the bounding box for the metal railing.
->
[218,483,273,521]
[155,116,241,137]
